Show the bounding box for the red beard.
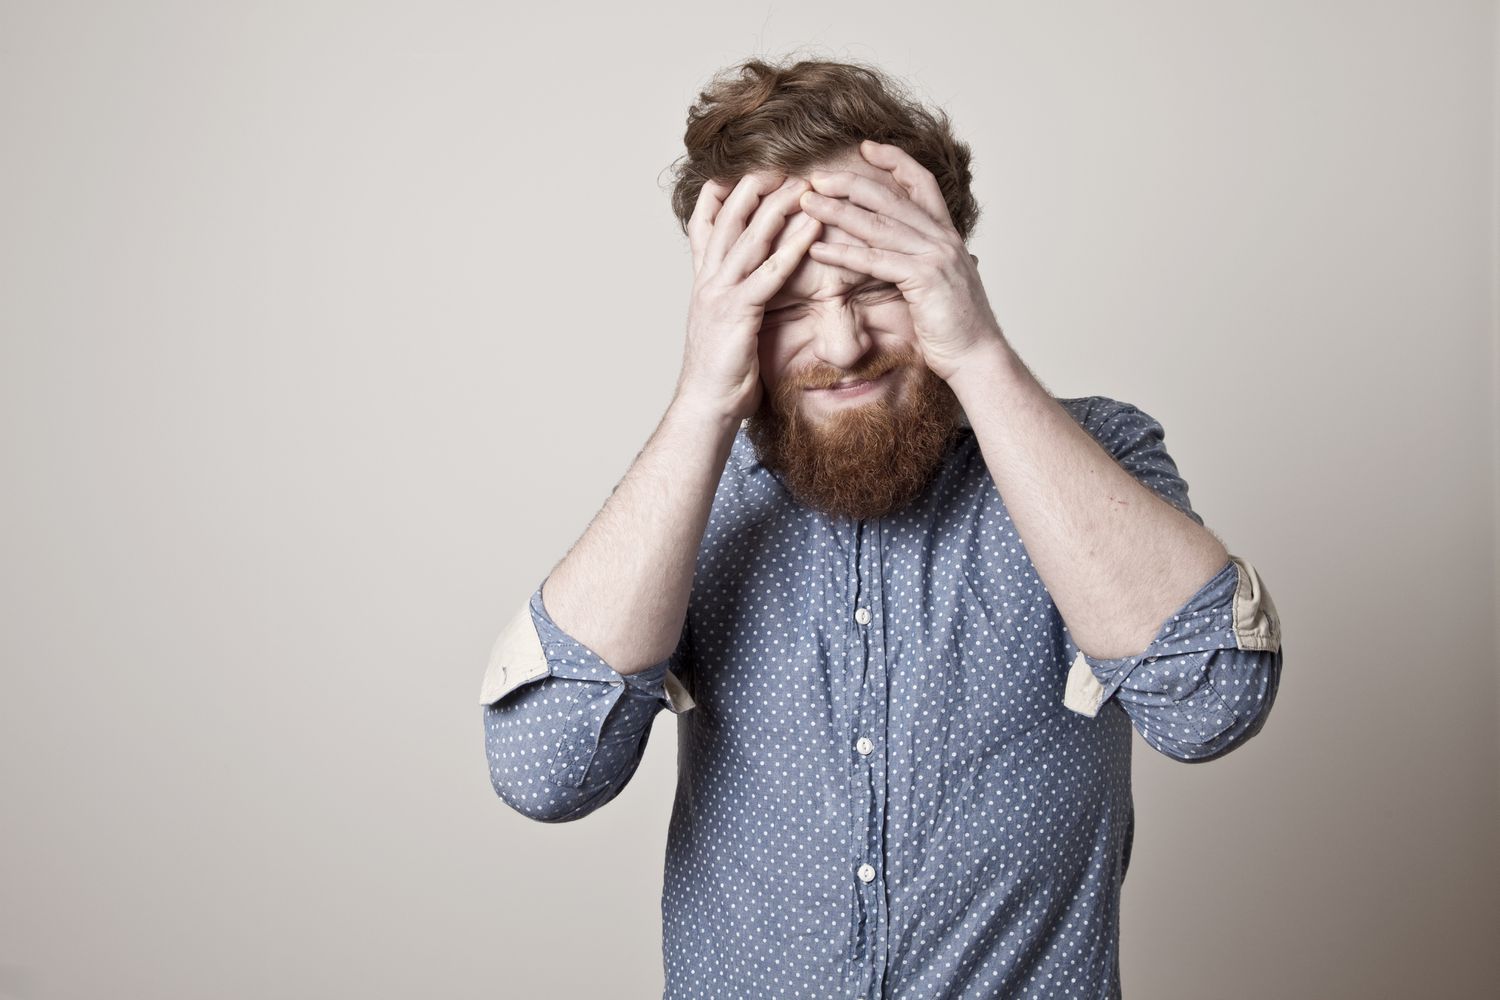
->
[745,343,964,521]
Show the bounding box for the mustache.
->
[791,347,921,391]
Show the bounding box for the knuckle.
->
[753,254,784,278]
[690,279,722,306]
[693,181,723,209]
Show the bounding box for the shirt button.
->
[854,607,872,625]
[855,736,873,755]
[857,863,876,883]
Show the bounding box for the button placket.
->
[859,519,892,997]
[843,517,891,1000]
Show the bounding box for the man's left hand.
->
[798,139,1007,381]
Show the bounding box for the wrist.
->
[944,335,1028,400]
[668,390,746,435]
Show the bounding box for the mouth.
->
[807,368,895,398]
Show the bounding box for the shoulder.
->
[703,422,794,530]
[1053,394,1134,436]
[1056,395,1170,457]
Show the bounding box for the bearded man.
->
[481,55,1283,1000]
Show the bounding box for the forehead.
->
[765,267,878,310]
[765,150,903,308]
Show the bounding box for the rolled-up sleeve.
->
[480,579,696,823]
[1062,398,1283,762]
[1062,554,1282,761]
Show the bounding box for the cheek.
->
[755,330,806,395]
[755,330,785,386]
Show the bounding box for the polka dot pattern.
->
[483,395,1282,998]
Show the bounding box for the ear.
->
[969,253,979,265]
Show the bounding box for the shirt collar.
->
[731,421,760,473]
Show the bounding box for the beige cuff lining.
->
[479,598,700,714]
[1063,651,1108,717]
[663,668,697,714]
[479,600,550,706]
[1228,553,1281,653]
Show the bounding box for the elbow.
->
[480,679,654,824]
[483,726,631,825]
[482,712,596,824]
[488,775,580,824]
[487,764,610,824]
[1148,719,1262,764]
[1149,649,1282,764]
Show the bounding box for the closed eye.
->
[766,284,900,318]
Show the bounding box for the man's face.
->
[744,149,964,521]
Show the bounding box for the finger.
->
[703,171,788,274]
[857,140,955,231]
[742,213,823,304]
[804,239,910,285]
[687,178,733,274]
[798,188,930,255]
[806,168,950,241]
[720,176,812,281]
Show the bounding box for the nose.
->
[809,302,876,374]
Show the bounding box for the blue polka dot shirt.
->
[482,395,1283,999]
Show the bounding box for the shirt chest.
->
[685,497,1075,760]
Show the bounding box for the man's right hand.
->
[674,170,823,424]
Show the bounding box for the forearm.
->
[947,337,1228,660]
[541,394,738,675]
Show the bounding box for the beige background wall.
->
[2,1,1496,997]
